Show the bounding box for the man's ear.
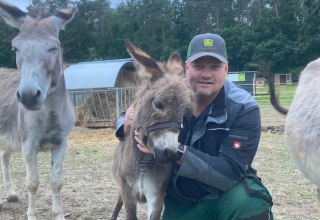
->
[224,62,229,72]
[185,61,189,70]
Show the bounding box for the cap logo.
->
[204,39,213,47]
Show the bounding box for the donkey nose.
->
[163,148,176,159]
[16,88,42,110]
[154,147,176,162]
[17,89,41,100]
[35,90,41,99]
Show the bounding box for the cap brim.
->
[187,52,227,63]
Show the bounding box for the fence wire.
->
[68,83,295,128]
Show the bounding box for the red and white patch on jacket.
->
[233,141,242,149]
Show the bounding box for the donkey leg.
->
[1,150,18,202]
[111,193,123,220]
[50,143,67,220]
[122,187,138,220]
[22,146,39,220]
[145,192,165,220]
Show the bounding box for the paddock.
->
[0,104,319,220]
[0,65,318,219]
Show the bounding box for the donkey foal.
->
[111,41,194,220]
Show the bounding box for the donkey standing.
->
[111,42,194,220]
[267,58,320,200]
[0,1,75,219]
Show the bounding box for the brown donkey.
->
[0,1,75,219]
[111,42,194,220]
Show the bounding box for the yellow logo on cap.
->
[204,39,213,46]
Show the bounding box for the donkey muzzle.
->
[16,88,43,111]
[153,146,178,163]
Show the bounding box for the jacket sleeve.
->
[115,112,126,141]
[176,107,261,192]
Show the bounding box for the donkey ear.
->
[0,1,28,29]
[51,7,75,32]
[167,52,184,76]
[126,41,163,83]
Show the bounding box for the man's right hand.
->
[134,130,154,155]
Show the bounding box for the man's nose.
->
[201,67,213,77]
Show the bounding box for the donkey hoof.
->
[7,195,19,202]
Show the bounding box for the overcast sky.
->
[7,0,125,10]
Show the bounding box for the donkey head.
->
[126,41,194,162]
[0,1,75,110]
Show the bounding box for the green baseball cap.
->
[186,33,227,63]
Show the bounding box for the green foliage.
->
[0,19,18,67]
[0,0,319,78]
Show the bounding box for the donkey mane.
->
[27,6,75,20]
[28,6,50,18]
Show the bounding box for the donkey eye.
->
[48,47,58,53]
[152,100,164,111]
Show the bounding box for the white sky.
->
[6,0,125,11]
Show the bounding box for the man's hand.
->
[134,131,154,155]
[124,105,134,136]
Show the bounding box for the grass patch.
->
[254,84,297,107]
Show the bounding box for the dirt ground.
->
[0,110,320,220]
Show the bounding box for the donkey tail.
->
[252,61,289,115]
[110,194,123,220]
[267,71,289,115]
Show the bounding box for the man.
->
[116,33,273,220]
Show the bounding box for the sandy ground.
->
[0,66,318,219]
[0,124,319,220]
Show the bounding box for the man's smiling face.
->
[186,56,228,101]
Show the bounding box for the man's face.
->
[186,56,228,100]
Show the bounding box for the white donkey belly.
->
[133,172,167,220]
[132,172,163,200]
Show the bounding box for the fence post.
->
[116,88,120,122]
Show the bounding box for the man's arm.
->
[115,105,135,141]
[115,112,126,141]
[176,107,261,192]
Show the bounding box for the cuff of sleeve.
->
[176,150,209,180]
[115,124,125,141]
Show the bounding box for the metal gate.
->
[68,88,136,127]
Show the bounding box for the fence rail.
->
[68,83,294,127]
[68,88,136,127]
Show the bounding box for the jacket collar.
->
[186,86,228,146]
[206,85,227,124]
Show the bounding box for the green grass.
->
[254,84,297,107]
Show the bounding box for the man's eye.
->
[212,64,222,70]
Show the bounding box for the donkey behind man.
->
[0,1,75,219]
[267,58,320,201]
[111,41,194,220]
